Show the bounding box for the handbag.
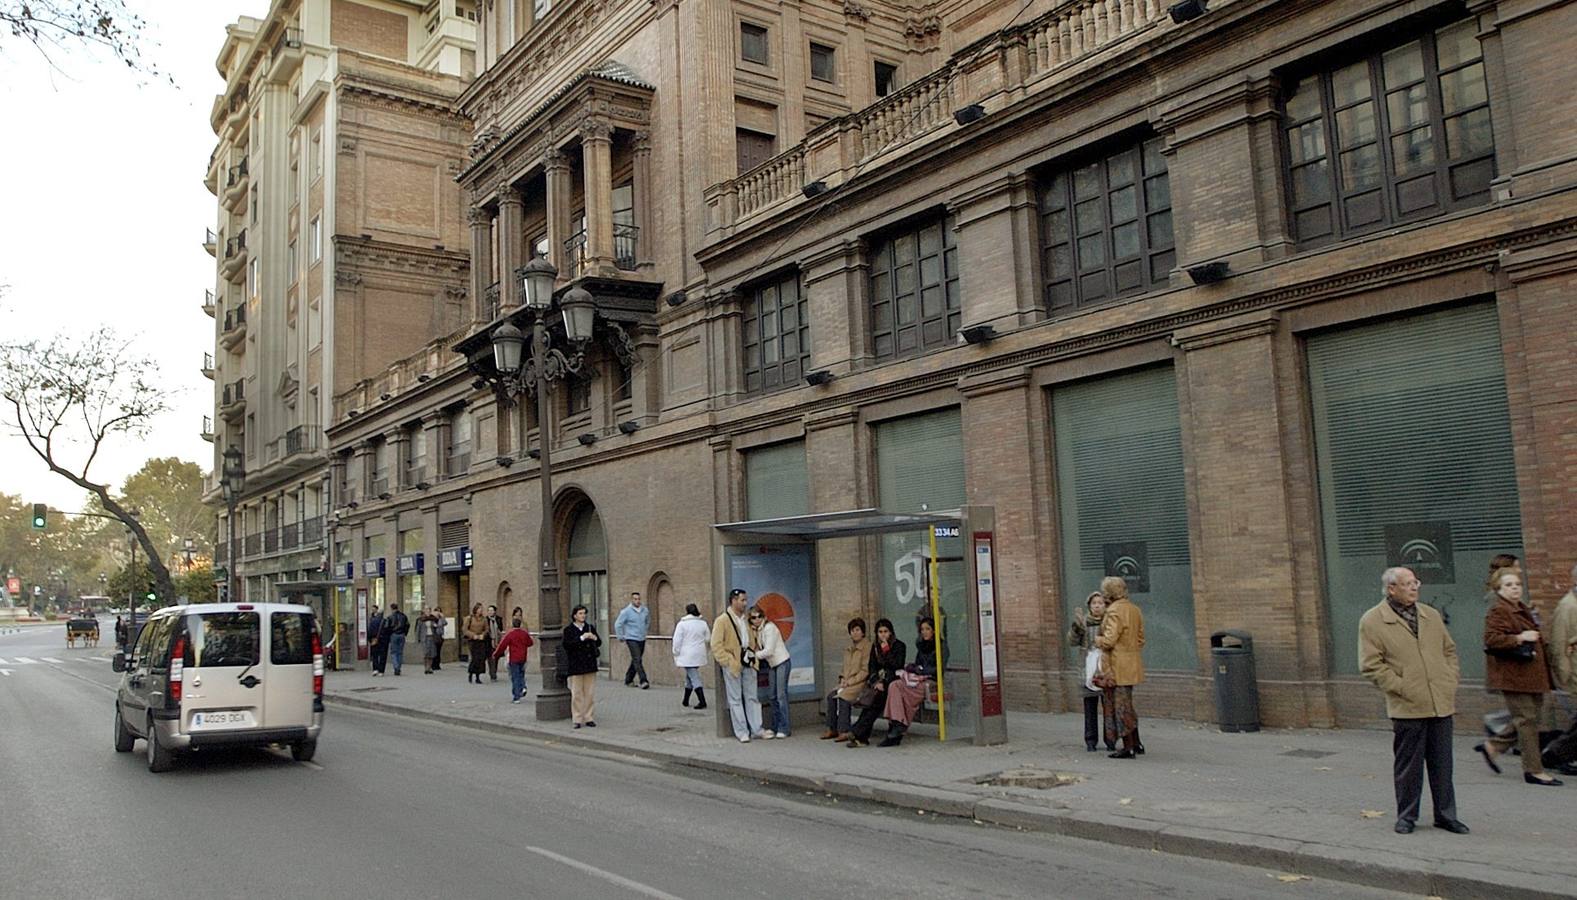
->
[1486,641,1536,661]
[1083,647,1103,692]
[853,684,879,709]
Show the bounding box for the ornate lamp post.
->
[221,445,245,603]
[490,257,595,722]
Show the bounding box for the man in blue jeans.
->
[614,591,651,688]
[385,603,411,676]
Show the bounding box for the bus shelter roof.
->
[713,508,960,540]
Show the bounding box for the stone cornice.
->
[335,237,470,277]
[1170,310,1280,352]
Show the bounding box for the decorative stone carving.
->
[904,16,943,50]
[335,269,363,287]
[601,321,639,367]
[580,117,614,143]
[843,1,872,22]
[466,205,492,227]
[543,147,570,173]
[630,130,652,154]
[497,180,524,206]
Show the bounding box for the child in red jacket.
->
[491,618,536,703]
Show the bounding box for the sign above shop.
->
[396,553,424,576]
[338,560,354,580]
[363,557,386,578]
[437,546,472,572]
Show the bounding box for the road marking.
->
[0,669,11,677]
[91,656,112,662]
[12,657,38,664]
[0,657,8,665]
[525,847,684,900]
[299,760,324,771]
[42,657,63,663]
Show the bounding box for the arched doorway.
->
[565,505,609,666]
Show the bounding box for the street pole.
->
[227,498,239,603]
[533,312,570,722]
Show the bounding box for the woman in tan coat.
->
[821,618,870,741]
[1477,568,1561,785]
[1094,576,1145,759]
[464,602,490,685]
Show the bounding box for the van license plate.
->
[191,710,256,730]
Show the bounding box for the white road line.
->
[0,657,8,665]
[0,669,11,677]
[42,657,63,663]
[525,847,684,900]
[91,656,112,662]
[13,657,38,664]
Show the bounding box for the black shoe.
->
[1433,819,1470,834]
[574,723,582,729]
[1524,773,1563,786]
[1135,743,1145,755]
[641,683,650,690]
[683,688,692,708]
[1086,743,1098,752]
[1557,763,1577,777]
[1108,749,1135,759]
[1394,820,1415,834]
[1475,743,1502,774]
[586,721,596,728]
[879,734,903,747]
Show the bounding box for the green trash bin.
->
[1210,630,1260,733]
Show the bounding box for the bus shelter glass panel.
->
[1307,301,1521,679]
[1053,366,1197,671]
[875,408,972,739]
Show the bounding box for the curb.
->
[325,691,1575,900]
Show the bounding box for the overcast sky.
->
[0,1,262,512]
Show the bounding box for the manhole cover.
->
[976,768,1082,789]
[1281,749,1336,759]
[348,686,392,693]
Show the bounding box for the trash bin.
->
[1210,630,1260,733]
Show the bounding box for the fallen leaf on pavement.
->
[1359,810,1385,819]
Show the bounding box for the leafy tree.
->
[0,1,165,78]
[177,563,216,605]
[93,457,211,563]
[0,490,109,609]
[0,328,177,608]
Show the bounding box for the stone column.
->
[385,430,408,493]
[353,440,375,501]
[421,413,445,484]
[496,181,524,306]
[544,149,572,280]
[467,203,494,322]
[802,239,870,375]
[630,130,654,273]
[580,117,615,275]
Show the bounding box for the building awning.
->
[713,508,960,540]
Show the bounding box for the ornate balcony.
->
[201,352,215,379]
[220,304,248,350]
[200,415,215,442]
[203,289,216,317]
[204,228,218,256]
[219,379,246,421]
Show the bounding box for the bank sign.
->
[437,546,472,572]
[1385,522,1455,584]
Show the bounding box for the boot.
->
[879,724,906,748]
[693,688,707,710]
[1133,727,1145,755]
[683,687,693,708]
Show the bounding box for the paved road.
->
[0,622,1424,900]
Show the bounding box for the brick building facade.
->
[326,0,1577,728]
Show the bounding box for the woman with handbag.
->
[848,618,906,748]
[750,605,792,738]
[464,603,489,684]
[1476,567,1561,785]
[1094,576,1145,759]
[563,604,603,727]
[1070,591,1115,752]
[879,617,948,747]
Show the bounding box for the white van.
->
[112,602,324,772]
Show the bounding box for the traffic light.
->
[30,503,46,530]
[145,591,157,604]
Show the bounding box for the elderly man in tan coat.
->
[1358,566,1468,836]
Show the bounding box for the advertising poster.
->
[725,544,818,698]
[356,588,370,660]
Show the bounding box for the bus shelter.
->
[712,505,1005,746]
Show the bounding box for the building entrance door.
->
[566,506,609,667]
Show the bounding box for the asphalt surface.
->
[0,621,1426,899]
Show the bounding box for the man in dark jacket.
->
[367,606,386,676]
[385,603,410,676]
[484,604,506,683]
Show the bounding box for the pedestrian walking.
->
[1543,562,1577,775]
[385,603,410,676]
[1070,590,1115,752]
[710,588,763,742]
[1476,567,1562,786]
[615,591,652,689]
[484,605,506,682]
[417,606,440,674]
[821,618,870,741]
[114,615,127,649]
[367,605,386,675]
[1094,576,1145,759]
[430,608,446,670]
[881,617,947,748]
[847,618,906,748]
[490,616,536,703]
[1359,566,1469,834]
[672,602,710,709]
[751,604,791,738]
[563,604,601,727]
[465,603,490,685]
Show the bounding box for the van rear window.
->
[181,612,260,668]
[271,612,314,665]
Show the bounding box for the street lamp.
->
[222,445,245,603]
[490,258,596,722]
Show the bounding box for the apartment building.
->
[203,0,475,652]
[327,0,1577,728]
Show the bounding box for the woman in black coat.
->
[848,618,906,747]
[562,604,602,728]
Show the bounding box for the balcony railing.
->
[225,229,248,259]
[224,304,248,333]
[214,542,228,564]
[204,229,218,255]
[222,380,246,406]
[704,0,1178,234]
[264,528,279,553]
[562,225,640,275]
[201,415,215,442]
[281,522,298,551]
[226,157,249,189]
[301,515,324,544]
[405,465,427,489]
[285,425,319,456]
[243,532,262,556]
[446,451,470,478]
[371,477,390,498]
[203,289,216,316]
[484,281,500,320]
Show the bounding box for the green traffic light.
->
[30,502,46,530]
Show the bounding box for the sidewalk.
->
[325,668,1576,899]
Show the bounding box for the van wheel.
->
[290,739,317,763]
[146,717,173,773]
[113,705,134,753]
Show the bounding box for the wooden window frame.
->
[868,215,962,361]
[740,22,769,66]
[742,272,810,395]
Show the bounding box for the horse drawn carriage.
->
[66,617,99,648]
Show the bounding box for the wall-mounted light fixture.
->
[1169,0,1208,23]
[953,103,986,126]
[960,324,997,345]
[804,370,835,386]
[577,432,598,446]
[618,420,640,435]
[802,180,829,198]
[1186,261,1231,285]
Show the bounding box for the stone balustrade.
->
[705,0,1182,237]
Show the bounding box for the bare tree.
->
[0,327,177,604]
[1,1,164,79]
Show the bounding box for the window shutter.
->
[745,441,810,519]
[876,409,966,513]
